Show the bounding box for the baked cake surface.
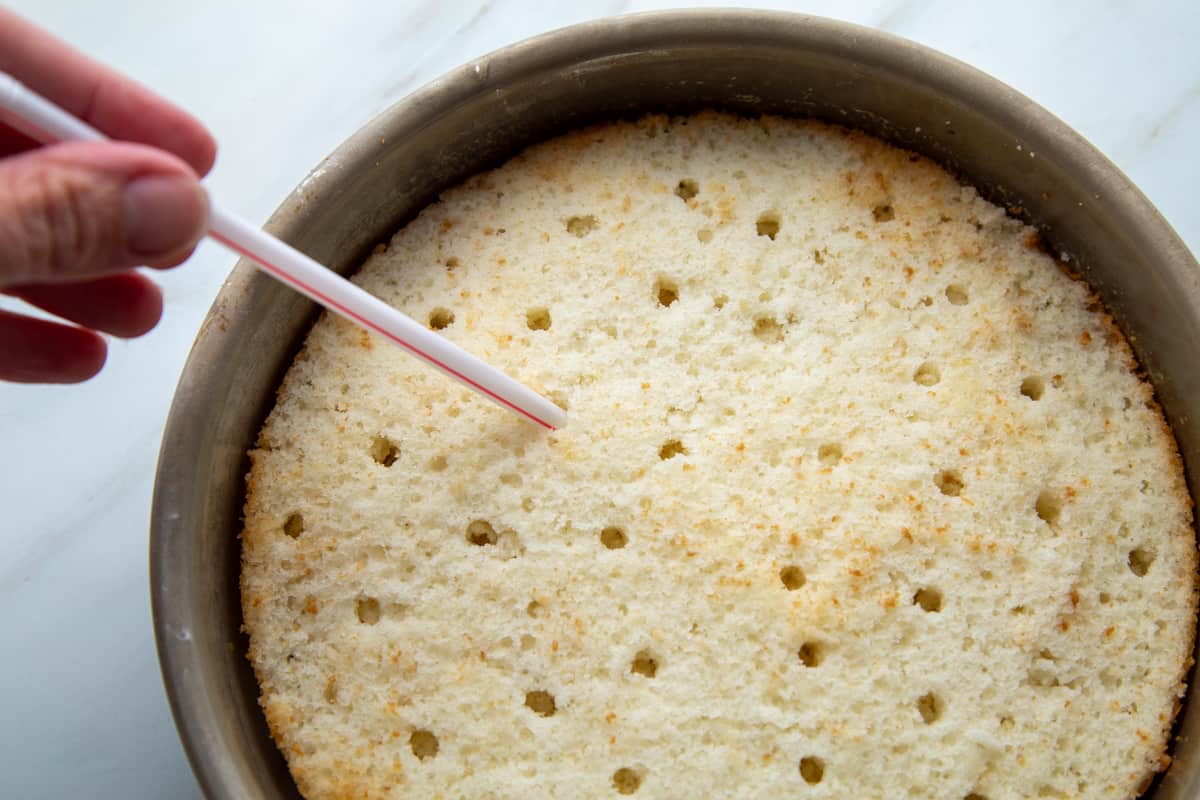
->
[241,113,1196,800]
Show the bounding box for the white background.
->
[1,1,1196,797]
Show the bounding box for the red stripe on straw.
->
[211,232,556,430]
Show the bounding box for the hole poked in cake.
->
[565,215,598,237]
[659,439,686,460]
[428,307,455,330]
[872,203,895,222]
[355,596,381,625]
[913,362,941,386]
[1020,376,1046,400]
[675,178,699,201]
[945,284,969,305]
[780,566,807,591]
[282,513,304,539]
[612,766,643,794]
[818,443,843,466]
[1035,490,1062,525]
[526,307,552,331]
[631,650,658,678]
[1026,664,1061,689]
[410,729,439,760]
[1128,546,1155,577]
[965,794,989,800]
[799,756,825,784]
[467,519,498,546]
[466,520,523,557]
[600,526,628,549]
[655,277,679,307]
[524,690,557,717]
[934,469,964,497]
[916,691,944,723]
[797,641,824,667]
[369,436,400,467]
[913,587,942,613]
[756,211,781,240]
[752,314,785,343]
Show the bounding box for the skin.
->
[0,8,216,383]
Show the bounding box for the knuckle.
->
[12,163,118,279]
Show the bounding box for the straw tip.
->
[541,406,568,431]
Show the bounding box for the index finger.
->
[0,8,217,175]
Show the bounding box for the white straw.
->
[0,72,567,431]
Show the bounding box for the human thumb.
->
[0,140,209,288]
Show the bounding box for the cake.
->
[241,113,1197,799]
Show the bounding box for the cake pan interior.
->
[151,12,1200,799]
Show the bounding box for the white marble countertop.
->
[0,1,1195,797]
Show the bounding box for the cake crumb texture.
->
[241,113,1197,800]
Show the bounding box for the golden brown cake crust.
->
[242,113,1197,800]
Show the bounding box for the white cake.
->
[241,113,1197,800]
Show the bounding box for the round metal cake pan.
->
[150,10,1200,799]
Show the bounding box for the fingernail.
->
[123,175,208,257]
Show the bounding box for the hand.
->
[0,9,216,383]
